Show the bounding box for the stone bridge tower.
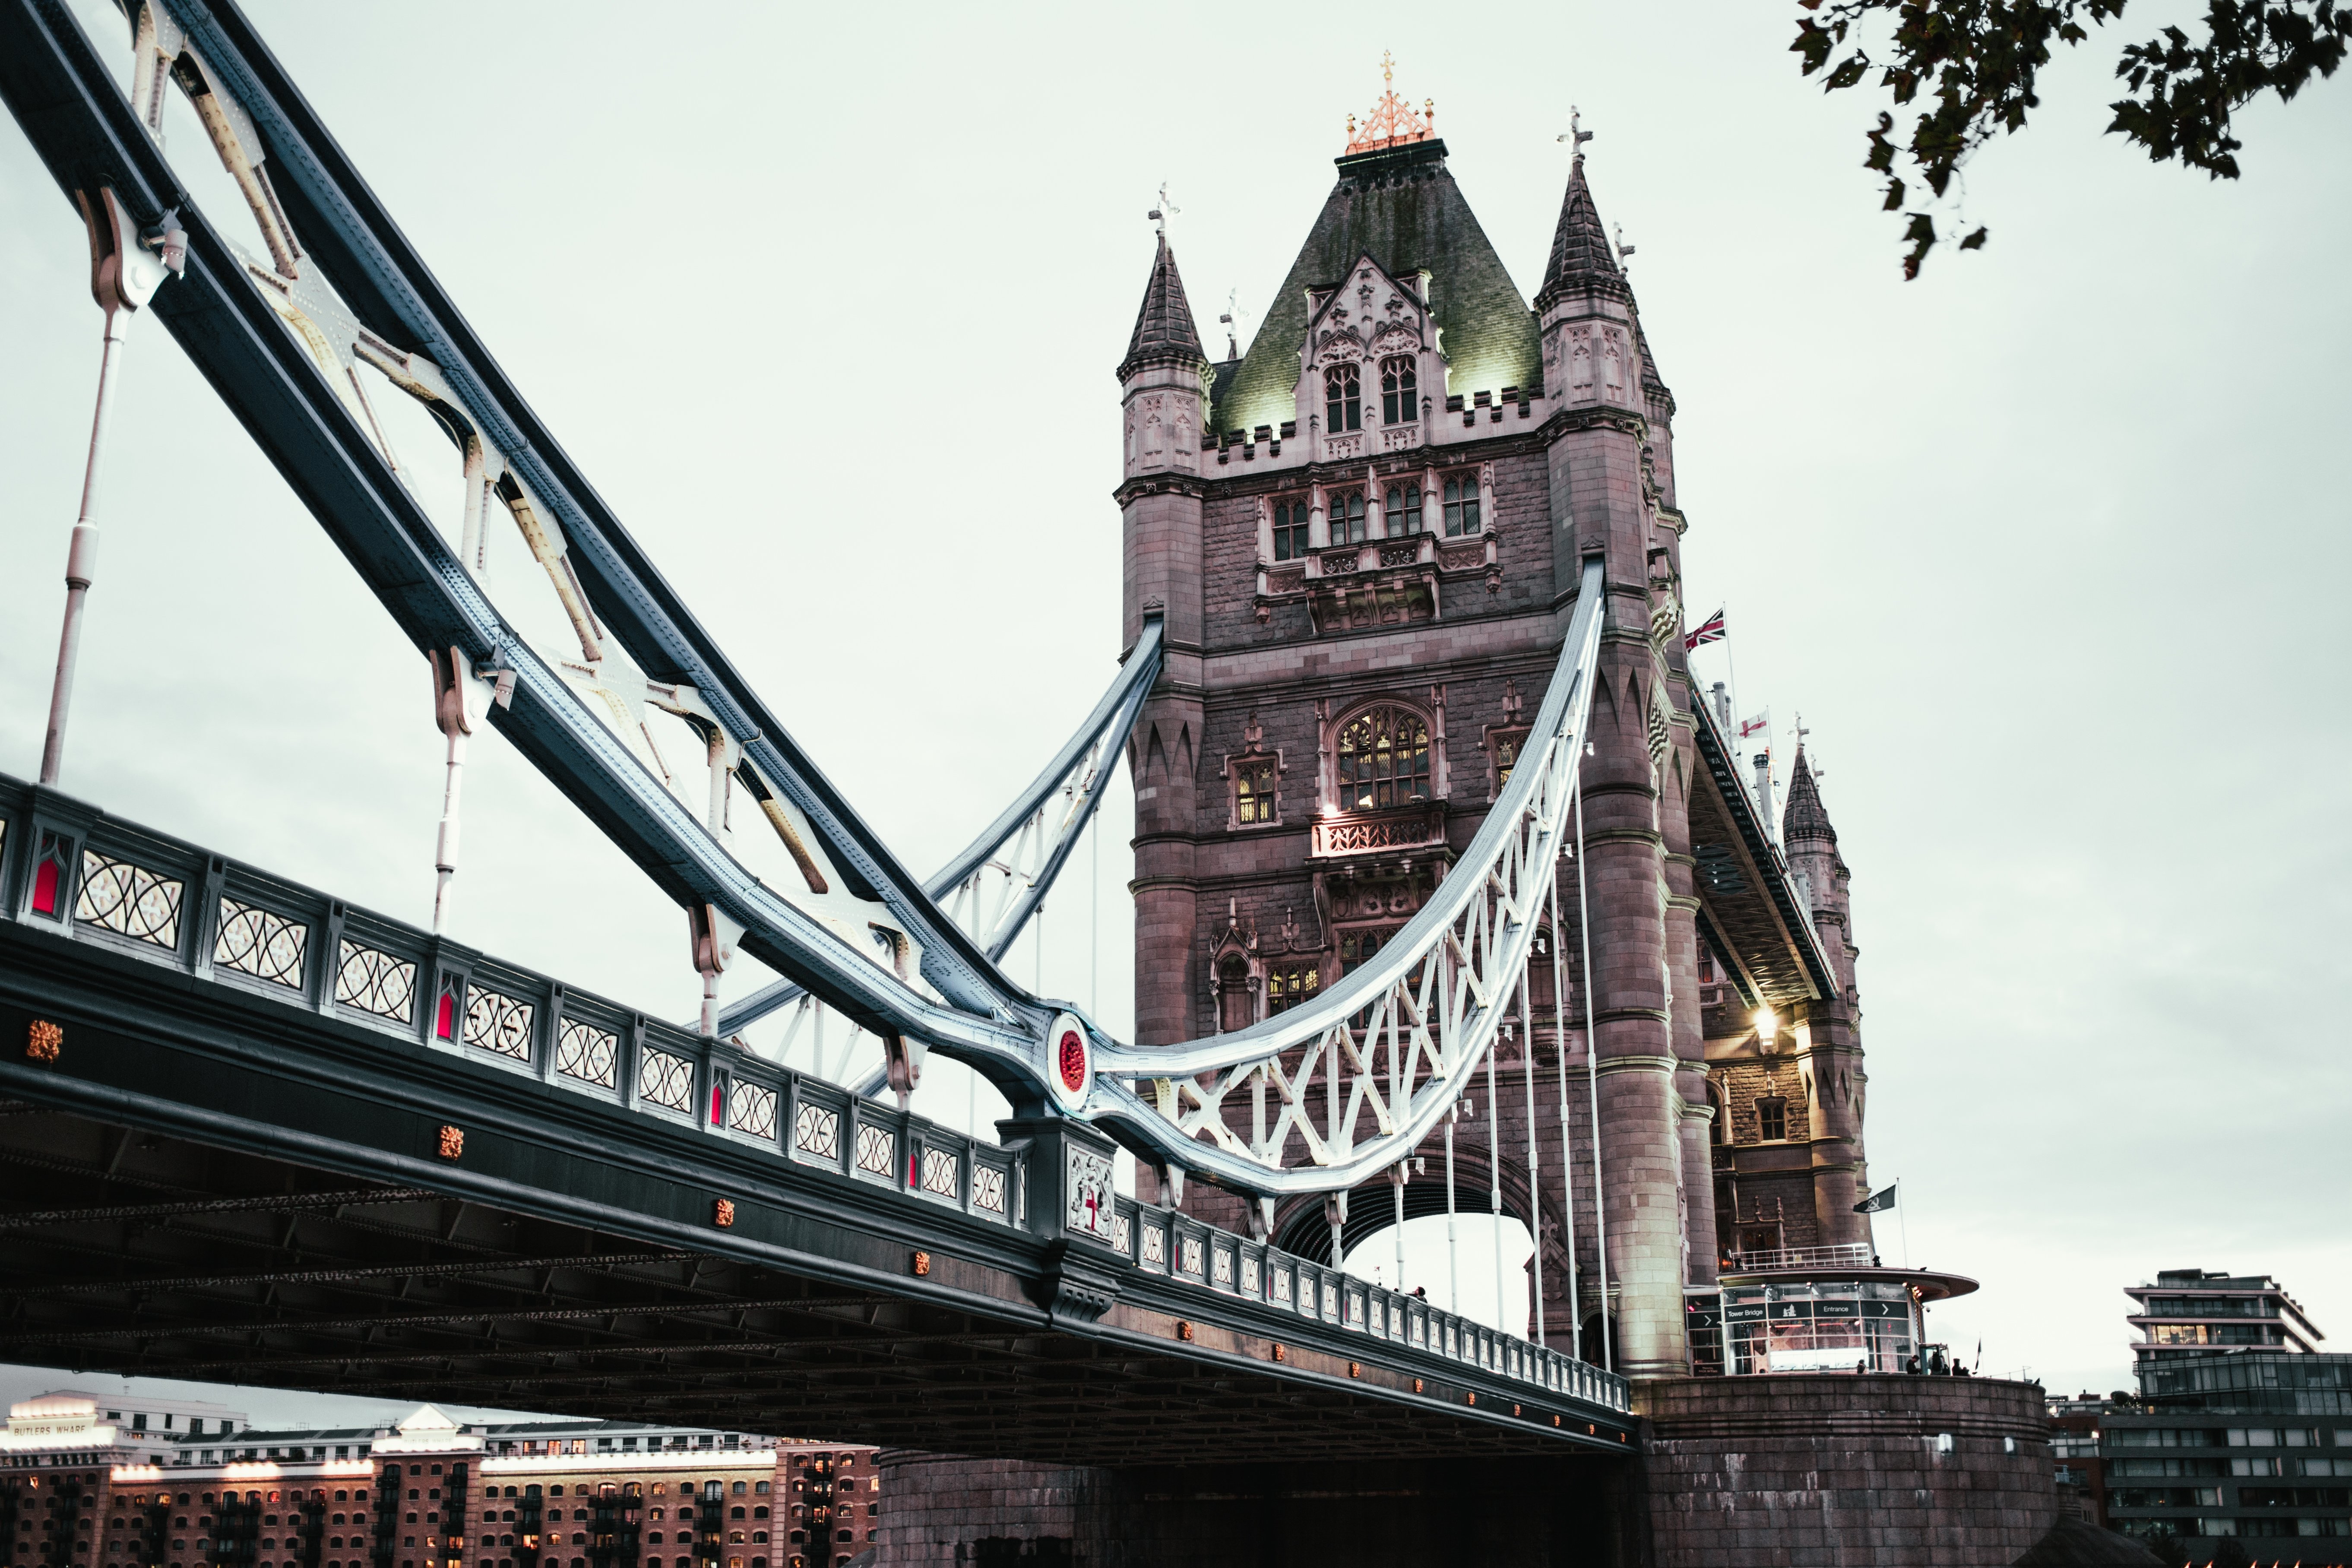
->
[1112,99,1867,1380]
[876,79,2077,1568]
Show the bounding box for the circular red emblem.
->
[1058,1029,1087,1093]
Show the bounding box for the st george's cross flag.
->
[1683,607,1726,651]
[1738,713,1770,740]
[1853,1185,1897,1214]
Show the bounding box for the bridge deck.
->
[0,778,1632,1464]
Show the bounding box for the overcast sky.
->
[1,0,2346,1416]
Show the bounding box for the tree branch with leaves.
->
[1794,0,2351,277]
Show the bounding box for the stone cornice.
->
[1114,472,1210,506]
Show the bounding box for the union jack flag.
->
[1683,607,1726,651]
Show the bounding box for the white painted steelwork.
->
[13,0,1609,1206]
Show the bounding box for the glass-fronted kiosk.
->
[1689,1264,1977,1377]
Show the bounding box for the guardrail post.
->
[996,1115,1124,1325]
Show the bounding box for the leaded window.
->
[1443,475,1481,536]
[1234,760,1277,825]
[1324,364,1361,432]
[1273,499,1311,561]
[1266,966,1318,1014]
[1383,481,1422,537]
[1332,491,1368,545]
[1756,1096,1787,1142]
[1380,356,1418,424]
[1335,706,1431,811]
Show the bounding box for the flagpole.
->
[1897,1176,1910,1269]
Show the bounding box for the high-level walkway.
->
[0,774,1631,1466]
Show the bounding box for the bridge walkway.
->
[0,774,1632,1465]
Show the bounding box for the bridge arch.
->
[1269,1140,1554,1269]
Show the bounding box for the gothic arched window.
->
[1335,706,1431,811]
[1380,356,1418,424]
[1383,481,1422,537]
[1443,474,1481,536]
[1272,499,1311,561]
[1324,364,1361,432]
[1332,491,1368,545]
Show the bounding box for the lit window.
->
[1324,365,1361,433]
[1443,475,1481,536]
[1336,706,1431,810]
[1272,500,1311,562]
[1380,357,1417,424]
[1331,491,1368,545]
[1494,734,1519,790]
[1266,966,1318,1015]
[1382,482,1421,537]
[1234,760,1277,825]
[1756,1097,1787,1142]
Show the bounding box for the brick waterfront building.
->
[0,1400,877,1568]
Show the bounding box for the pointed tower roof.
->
[1535,155,1630,312]
[1781,745,1837,846]
[1118,234,1208,382]
[1213,138,1538,436]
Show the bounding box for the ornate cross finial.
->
[1345,55,1436,154]
[1614,221,1637,274]
[1560,105,1595,158]
[1221,288,1241,359]
[1147,181,1179,239]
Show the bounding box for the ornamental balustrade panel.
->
[1308,805,1448,860]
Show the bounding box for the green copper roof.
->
[1215,140,1540,437]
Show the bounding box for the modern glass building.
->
[2095,1273,2352,1559]
[2126,1268,2325,1376]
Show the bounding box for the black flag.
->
[1853,1185,1896,1214]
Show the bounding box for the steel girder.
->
[0,0,1613,1202]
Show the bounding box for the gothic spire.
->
[1535,152,1629,312]
[1781,744,1837,846]
[1119,234,1208,381]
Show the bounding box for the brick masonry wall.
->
[1636,1375,2058,1567]
[874,1452,1644,1566]
[873,1451,1085,1565]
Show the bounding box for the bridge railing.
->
[1725,1242,1877,1274]
[0,773,1628,1417]
[1110,1193,1629,1413]
[0,776,1028,1230]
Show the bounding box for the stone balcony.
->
[1255,528,1499,635]
[1308,802,1450,862]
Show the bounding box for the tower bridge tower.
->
[1111,94,1865,1379]
[877,75,2065,1568]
